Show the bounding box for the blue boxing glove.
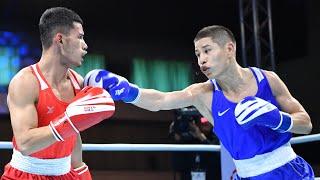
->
[234,96,293,133]
[84,69,140,103]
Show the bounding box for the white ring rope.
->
[289,133,320,144]
[0,133,319,151]
[82,144,221,152]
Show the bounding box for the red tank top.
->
[12,63,81,159]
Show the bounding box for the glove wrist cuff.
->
[272,111,293,133]
[123,83,141,103]
[49,113,79,141]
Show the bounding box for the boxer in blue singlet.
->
[84,25,314,179]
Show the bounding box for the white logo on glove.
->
[84,106,96,112]
[235,97,277,125]
[115,88,125,96]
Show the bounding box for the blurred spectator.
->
[169,115,220,180]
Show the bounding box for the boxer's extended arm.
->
[266,71,312,134]
[84,69,201,111]
[85,70,215,125]
[134,87,196,111]
[135,85,215,126]
[8,70,56,155]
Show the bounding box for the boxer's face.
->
[194,37,235,79]
[195,37,227,79]
[60,22,88,67]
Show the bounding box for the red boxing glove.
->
[49,86,115,141]
[74,163,92,180]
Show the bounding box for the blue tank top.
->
[211,67,291,160]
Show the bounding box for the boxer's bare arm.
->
[265,71,312,134]
[8,69,56,155]
[71,134,84,168]
[134,81,214,125]
[134,83,206,111]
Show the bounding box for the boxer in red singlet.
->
[1,7,115,180]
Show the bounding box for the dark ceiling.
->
[1,0,237,41]
[0,0,309,63]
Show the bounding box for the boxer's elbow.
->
[19,147,32,156]
[297,116,313,135]
[15,139,33,156]
[303,120,313,134]
[302,114,312,134]
[15,134,43,156]
[298,123,312,135]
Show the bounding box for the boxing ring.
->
[1,133,320,179]
[0,133,319,151]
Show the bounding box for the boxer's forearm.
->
[133,88,193,111]
[15,126,57,155]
